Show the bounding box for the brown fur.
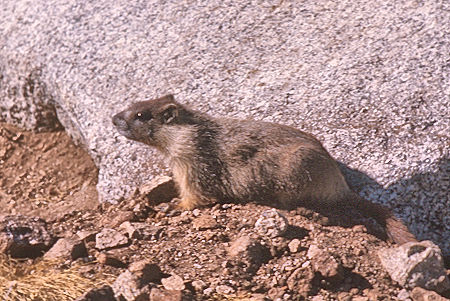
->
[112,95,416,244]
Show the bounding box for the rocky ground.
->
[0,123,448,301]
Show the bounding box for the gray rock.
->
[75,285,115,301]
[351,297,368,301]
[96,252,127,268]
[410,287,448,301]
[161,274,185,291]
[149,288,183,301]
[288,239,302,253]
[268,287,286,301]
[112,260,162,301]
[192,214,219,231]
[119,221,163,240]
[286,267,314,294]
[215,285,235,295]
[0,0,448,254]
[248,293,269,301]
[307,244,344,279]
[254,209,289,238]
[203,287,215,296]
[128,260,163,284]
[397,289,411,301]
[378,240,450,293]
[44,237,87,260]
[103,211,135,229]
[337,292,352,301]
[139,176,178,204]
[111,270,150,301]
[191,280,207,292]
[95,228,129,250]
[0,215,54,258]
[227,235,271,274]
[365,289,382,301]
[76,230,98,242]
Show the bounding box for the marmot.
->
[112,95,416,244]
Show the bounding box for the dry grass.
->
[0,255,114,301]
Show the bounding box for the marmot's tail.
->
[346,193,417,245]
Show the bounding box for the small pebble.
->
[161,274,185,291]
[216,284,235,295]
[203,287,215,296]
[288,239,301,253]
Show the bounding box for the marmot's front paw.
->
[176,196,201,210]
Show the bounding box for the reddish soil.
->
[0,123,98,219]
[0,122,448,300]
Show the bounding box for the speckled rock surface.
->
[254,209,289,238]
[0,0,448,253]
[378,240,450,293]
[0,215,55,258]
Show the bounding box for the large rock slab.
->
[0,0,448,253]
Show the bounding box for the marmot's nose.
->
[112,112,125,127]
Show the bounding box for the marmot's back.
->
[215,118,351,206]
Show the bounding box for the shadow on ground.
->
[339,156,449,262]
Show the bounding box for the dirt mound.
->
[0,122,98,220]
[0,123,448,300]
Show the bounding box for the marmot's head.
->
[112,95,187,148]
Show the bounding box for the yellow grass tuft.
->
[0,255,115,301]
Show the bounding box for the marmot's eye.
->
[135,111,152,121]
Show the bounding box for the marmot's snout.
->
[112,112,134,140]
[112,112,124,127]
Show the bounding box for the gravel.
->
[0,0,448,253]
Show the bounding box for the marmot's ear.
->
[162,103,178,124]
[164,94,175,101]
